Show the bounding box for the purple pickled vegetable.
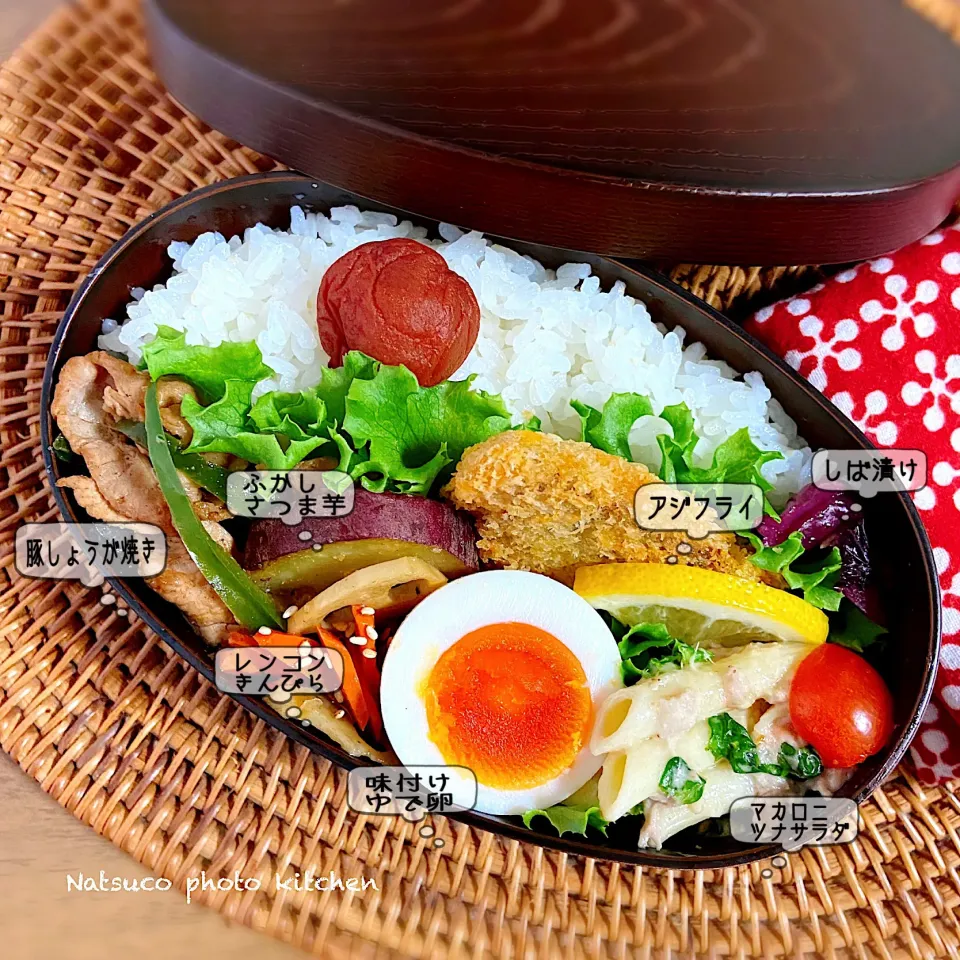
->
[827,521,885,625]
[756,483,860,548]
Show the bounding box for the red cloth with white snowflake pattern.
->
[744,221,960,783]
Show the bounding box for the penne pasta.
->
[637,763,793,849]
[592,641,810,755]
[596,711,749,821]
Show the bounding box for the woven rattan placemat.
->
[2,1,960,957]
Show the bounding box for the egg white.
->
[380,570,622,815]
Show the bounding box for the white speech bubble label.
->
[215,645,344,696]
[635,482,764,539]
[347,766,478,823]
[812,449,926,498]
[226,470,355,525]
[729,796,858,850]
[15,521,167,587]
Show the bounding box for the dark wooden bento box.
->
[41,172,941,869]
[37,0,960,868]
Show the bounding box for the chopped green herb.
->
[658,757,706,804]
[706,712,823,780]
[706,712,772,775]
[777,742,823,780]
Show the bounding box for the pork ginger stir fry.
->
[52,353,235,644]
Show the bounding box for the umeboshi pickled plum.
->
[317,238,480,386]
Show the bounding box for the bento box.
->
[41,172,940,869]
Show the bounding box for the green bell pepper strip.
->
[115,419,228,502]
[144,383,282,630]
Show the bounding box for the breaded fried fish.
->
[443,430,778,587]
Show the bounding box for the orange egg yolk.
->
[423,622,592,790]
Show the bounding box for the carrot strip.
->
[227,632,259,647]
[316,627,372,731]
[250,629,319,648]
[350,605,383,742]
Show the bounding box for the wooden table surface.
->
[0,8,305,959]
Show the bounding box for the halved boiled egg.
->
[380,570,622,815]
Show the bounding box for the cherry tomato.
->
[317,238,480,386]
[788,644,894,768]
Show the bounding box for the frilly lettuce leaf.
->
[249,389,327,440]
[570,395,783,501]
[522,776,611,837]
[571,393,653,460]
[344,363,512,495]
[782,546,843,611]
[182,381,328,470]
[742,530,806,573]
[675,427,783,492]
[522,803,609,838]
[828,601,889,652]
[146,336,512,490]
[141,326,272,402]
[314,351,379,425]
[656,402,698,482]
[743,531,843,611]
[617,621,712,686]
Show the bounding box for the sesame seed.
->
[362,648,377,659]
[258,626,272,636]
[366,626,378,641]
[360,606,375,616]
[334,709,346,720]
[349,635,366,646]
[283,605,298,619]
[334,692,344,703]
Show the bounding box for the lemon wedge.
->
[574,562,828,646]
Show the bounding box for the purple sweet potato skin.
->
[244,488,479,571]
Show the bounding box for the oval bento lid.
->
[144,0,960,266]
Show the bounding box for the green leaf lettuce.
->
[141,326,272,402]
[344,363,512,494]
[617,621,712,686]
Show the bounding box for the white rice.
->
[99,206,812,504]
